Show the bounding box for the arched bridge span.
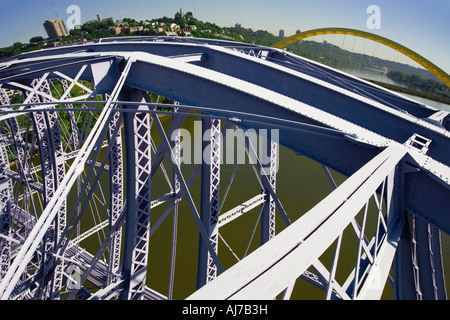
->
[273,27,450,88]
[0,37,448,300]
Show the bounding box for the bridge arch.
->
[273,27,450,88]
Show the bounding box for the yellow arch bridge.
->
[273,27,450,88]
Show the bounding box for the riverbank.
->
[364,78,450,105]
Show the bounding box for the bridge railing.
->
[188,144,408,300]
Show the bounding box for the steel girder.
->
[197,117,221,288]
[119,87,153,300]
[0,37,448,300]
[0,95,13,281]
[123,47,450,235]
[106,100,123,286]
[0,55,131,299]
[260,130,277,245]
[28,77,66,299]
[189,144,408,300]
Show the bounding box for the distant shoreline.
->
[364,78,450,105]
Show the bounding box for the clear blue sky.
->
[1,0,449,73]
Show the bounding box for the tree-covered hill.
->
[1,13,447,100]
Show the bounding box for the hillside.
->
[1,13,448,101]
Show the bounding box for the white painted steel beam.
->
[356,218,404,299]
[188,145,407,300]
[120,89,153,300]
[197,117,222,287]
[218,194,266,228]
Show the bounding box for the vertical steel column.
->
[416,219,446,299]
[60,79,80,150]
[0,89,23,285]
[6,118,30,179]
[29,78,66,299]
[197,117,221,289]
[394,161,447,300]
[168,104,181,299]
[407,215,447,300]
[395,210,447,298]
[1,90,32,225]
[0,89,12,280]
[107,108,124,285]
[0,140,12,281]
[261,130,277,244]
[120,88,152,300]
[0,88,9,105]
[395,213,421,299]
[1,88,30,187]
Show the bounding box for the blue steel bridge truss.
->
[0,37,448,300]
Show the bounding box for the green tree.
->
[30,36,44,44]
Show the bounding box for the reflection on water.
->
[341,67,402,87]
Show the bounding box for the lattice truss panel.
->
[0,57,291,300]
[290,157,404,300]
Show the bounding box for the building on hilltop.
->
[175,7,185,19]
[160,30,178,37]
[175,7,193,20]
[170,23,180,32]
[97,14,114,23]
[43,19,68,39]
[279,29,285,39]
[179,30,192,37]
[109,26,122,35]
